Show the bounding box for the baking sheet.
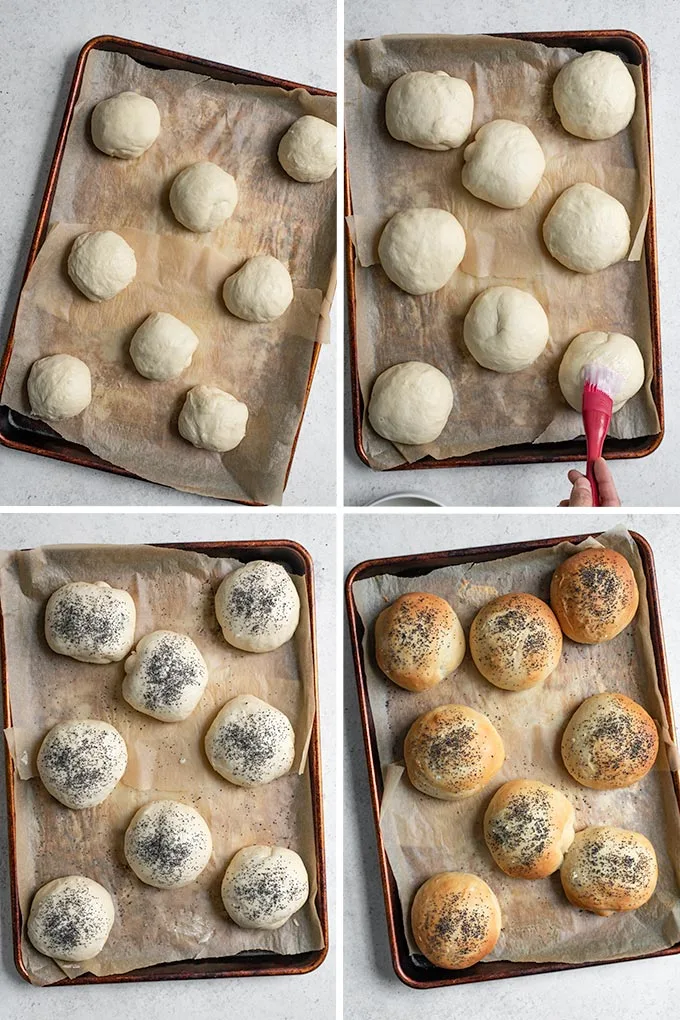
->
[352,527,680,965]
[1,48,337,504]
[345,35,659,469]
[0,543,323,986]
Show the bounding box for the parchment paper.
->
[345,35,660,468]
[1,49,337,503]
[0,543,323,986]
[352,527,680,965]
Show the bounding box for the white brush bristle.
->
[582,361,623,397]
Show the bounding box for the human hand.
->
[559,457,621,507]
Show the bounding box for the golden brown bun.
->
[411,872,501,969]
[404,704,505,800]
[483,779,575,879]
[550,548,639,644]
[470,593,563,691]
[560,826,657,915]
[375,592,465,692]
[561,692,658,789]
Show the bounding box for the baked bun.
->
[484,779,575,879]
[411,872,501,969]
[550,548,639,644]
[561,692,658,789]
[404,704,505,800]
[561,826,657,915]
[470,593,562,691]
[375,592,466,691]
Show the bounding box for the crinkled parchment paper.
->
[351,527,680,965]
[1,49,337,503]
[345,35,659,468]
[0,543,323,985]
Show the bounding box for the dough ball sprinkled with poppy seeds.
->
[123,630,209,722]
[484,779,575,879]
[374,592,466,692]
[221,845,309,929]
[560,826,658,915]
[205,694,295,787]
[37,719,128,810]
[470,592,563,691]
[411,872,501,969]
[215,560,300,653]
[550,547,639,644]
[561,692,659,789]
[124,800,212,888]
[44,581,136,664]
[27,876,115,962]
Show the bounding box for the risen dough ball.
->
[27,354,92,420]
[543,183,630,273]
[45,581,136,664]
[385,70,473,150]
[368,361,453,445]
[129,312,199,381]
[463,287,550,373]
[277,115,336,182]
[221,846,309,929]
[553,51,636,140]
[169,162,238,232]
[411,873,501,969]
[178,385,248,453]
[375,592,466,691]
[215,560,300,652]
[28,876,115,962]
[378,207,466,294]
[558,331,645,412]
[68,230,137,301]
[205,694,295,787]
[561,826,657,915]
[123,630,209,722]
[484,780,575,879]
[462,120,545,208]
[37,720,127,809]
[91,91,160,158]
[222,255,294,322]
[124,800,212,888]
[470,592,563,691]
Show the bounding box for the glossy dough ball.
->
[368,361,453,445]
[385,70,474,150]
[37,720,127,809]
[561,692,659,789]
[462,120,545,208]
[411,873,501,969]
[222,255,294,322]
[553,51,636,140]
[91,91,160,158]
[484,780,575,879]
[378,207,466,294]
[550,547,639,644]
[561,826,657,915]
[124,800,212,888]
[205,694,295,787]
[129,313,199,381]
[215,560,300,652]
[558,331,645,412]
[123,630,209,722]
[543,183,630,274]
[277,115,336,182]
[470,592,563,691]
[45,581,136,663]
[68,230,137,302]
[169,162,238,232]
[221,845,309,929]
[27,355,92,420]
[178,385,248,453]
[374,591,466,691]
[463,287,550,373]
[28,876,115,962]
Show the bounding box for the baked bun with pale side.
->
[470,593,563,691]
[561,826,658,915]
[375,592,466,692]
[561,692,658,789]
[550,548,639,644]
[411,872,501,969]
[483,779,575,879]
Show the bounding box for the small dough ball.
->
[374,592,465,691]
[215,560,300,652]
[543,183,630,274]
[553,51,636,140]
[221,845,309,929]
[123,630,209,722]
[129,313,199,381]
[561,692,659,789]
[561,826,657,915]
[463,287,550,373]
[462,120,545,208]
[558,330,644,412]
[223,255,293,322]
[124,800,212,888]
[470,592,563,691]
[378,207,466,295]
[484,780,575,879]
[178,385,248,453]
[27,876,114,962]
[91,91,160,158]
[37,720,127,810]
[277,115,336,182]
[68,230,136,302]
[411,873,501,969]
[205,694,295,787]
[550,547,639,644]
[169,162,238,232]
[368,361,453,445]
[27,354,92,420]
[385,70,473,151]
[45,581,136,664]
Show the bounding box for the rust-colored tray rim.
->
[1,538,328,985]
[345,529,680,988]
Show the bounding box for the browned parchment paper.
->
[352,527,680,965]
[1,48,337,503]
[345,35,659,468]
[0,543,323,986]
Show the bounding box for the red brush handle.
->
[582,384,613,506]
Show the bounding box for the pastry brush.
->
[581,362,623,506]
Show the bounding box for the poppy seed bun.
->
[375,592,465,692]
[404,704,505,800]
[550,548,639,644]
[470,593,563,691]
[484,779,575,879]
[561,826,658,915]
[411,872,501,969]
[561,692,658,789]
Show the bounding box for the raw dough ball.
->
[68,230,137,302]
[27,876,115,962]
[484,780,575,879]
[129,313,199,381]
[178,385,248,453]
[27,354,92,420]
[462,120,545,208]
[553,51,636,140]
[560,826,657,915]
[91,91,161,158]
[368,361,453,445]
[470,592,563,691]
[37,720,127,810]
[378,207,466,295]
[221,845,309,929]
[123,630,209,722]
[222,255,294,322]
[558,331,645,412]
[277,115,336,182]
[463,287,550,373]
[45,581,136,664]
[124,800,212,888]
[411,873,501,969]
[543,183,630,273]
[374,592,466,691]
[205,694,295,787]
[385,70,473,150]
[215,560,300,652]
[561,692,659,789]
[169,162,238,232]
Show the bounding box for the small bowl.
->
[367,492,444,508]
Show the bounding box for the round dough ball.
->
[129,313,199,381]
[27,354,92,420]
[277,115,336,182]
[169,162,238,232]
[385,70,474,151]
[214,560,300,652]
[124,800,212,888]
[123,630,209,722]
[411,872,501,969]
[561,826,657,915]
[68,230,137,302]
[178,385,248,453]
[45,581,136,664]
[462,120,545,208]
[221,845,309,929]
[368,361,453,445]
[205,694,295,787]
[561,692,659,789]
[463,287,550,373]
[27,876,115,962]
[550,547,639,644]
[553,51,636,141]
[470,592,563,691]
[543,183,630,274]
[91,91,161,158]
[374,592,466,691]
[37,720,127,810]
[484,779,575,879]
[222,255,293,322]
[558,330,644,412]
[378,207,466,295]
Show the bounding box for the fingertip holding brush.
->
[581,362,623,506]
